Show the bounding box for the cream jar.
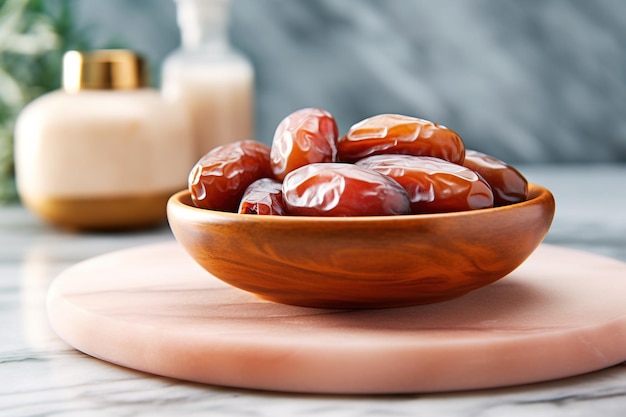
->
[15,50,194,230]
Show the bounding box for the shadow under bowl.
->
[167,184,555,309]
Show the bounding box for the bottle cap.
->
[62,49,147,92]
[175,0,232,49]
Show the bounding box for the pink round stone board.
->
[47,242,626,394]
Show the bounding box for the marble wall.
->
[75,0,626,163]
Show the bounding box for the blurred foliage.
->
[0,0,91,203]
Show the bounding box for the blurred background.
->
[2,0,626,201]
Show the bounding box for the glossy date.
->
[337,114,465,164]
[270,107,339,181]
[188,140,272,212]
[462,150,528,206]
[281,163,411,216]
[238,178,286,215]
[356,154,494,213]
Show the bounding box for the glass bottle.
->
[14,50,194,230]
[161,0,255,160]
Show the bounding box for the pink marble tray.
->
[47,242,626,394]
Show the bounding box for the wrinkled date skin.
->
[462,150,528,206]
[338,114,465,164]
[282,163,411,216]
[188,140,272,212]
[357,155,494,213]
[238,178,286,215]
[270,107,339,181]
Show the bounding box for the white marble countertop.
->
[2,164,626,417]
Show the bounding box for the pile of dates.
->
[188,108,528,216]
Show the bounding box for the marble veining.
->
[2,165,626,416]
[73,1,626,164]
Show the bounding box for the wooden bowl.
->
[167,184,555,309]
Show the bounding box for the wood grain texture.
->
[167,184,555,308]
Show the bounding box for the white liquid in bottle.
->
[161,0,254,159]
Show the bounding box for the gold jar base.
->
[21,191,177,231]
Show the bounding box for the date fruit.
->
[356,154,494,213]
[270,107,339,181]
[188,140,272,212]
[462,150,528,206]
[282,163,411,216]
[185,109,529,218]
[338,114,465,164]
[238,178,286,215]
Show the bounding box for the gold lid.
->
[62,49,147,92]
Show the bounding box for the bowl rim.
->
[167,183,554,224]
